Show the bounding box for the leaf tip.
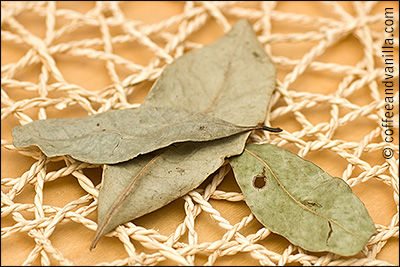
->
[90,234,101,251]
[89,238,99,251]
[11,126,23,147]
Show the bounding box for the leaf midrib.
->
[203,35,241,116]
[91,153,161,249]
[25,121,257,143]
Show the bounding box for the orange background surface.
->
[1,1,399,265]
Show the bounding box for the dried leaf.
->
[93,19,277,247]
[12,107,278,164]
[229,143,376,256]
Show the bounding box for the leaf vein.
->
[91,153,161,249]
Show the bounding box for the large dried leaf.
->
[229,143,376,256]
[93,19,277,247]
[12,107,276,164]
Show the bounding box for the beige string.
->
[1,1,398,266]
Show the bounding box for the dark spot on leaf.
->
[176,167,185,175]
[253,174,267,189]
[253,51,260,58]
[326,221,333,245]
[302,200,322,208]
[102,129,106,132]
[96,123,100,127]
[199,125,205,130]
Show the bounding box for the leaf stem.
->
[258,125,282,133]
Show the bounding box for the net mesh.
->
[1,1,399,265]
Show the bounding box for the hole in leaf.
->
[253,174,267,189]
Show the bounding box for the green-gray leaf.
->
[12,107,276,164]
[229,143,376,256]
[93,19,277,248]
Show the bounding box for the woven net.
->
[1,1,399,266]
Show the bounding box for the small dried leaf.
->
[93,19,277,248]
[96,135,245,244]
[12,107,278,164]
[229,143,377,256]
